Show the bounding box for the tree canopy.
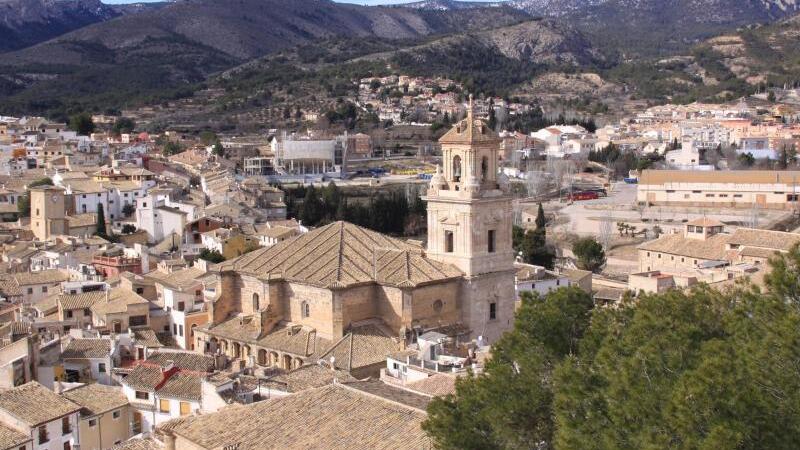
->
[424,246,800,450]
[572,237,606,272]
[68,113,95,136]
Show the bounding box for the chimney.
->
[163,360,175,373]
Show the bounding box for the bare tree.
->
[598,209,613,251]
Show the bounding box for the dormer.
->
[685,218,724,240]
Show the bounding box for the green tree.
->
[162,141,183,156]
[16,194,30,218]
[68,113,95,136]
[121,224,137,234]
[212,140,225,157]
[95,204,107,237]
[199,131,218,146]
[572,237,605,272]
[199,248,225,263]
[122,203,136,217]
[300,185,323,226]
[423,287,594,449]
[112,117,136,135]
[535,203,546,229]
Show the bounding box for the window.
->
[98,363,106,373]
[42,286,47,293]
[142,202,147,207]
[788,194,799,202]
[445,231,454,253]
[63,443,71,450]
[129,315,146,326]
[179,325,184,337]
[88,419,97,427]
[452,155,462,182]
[135,391,148,400]
[734,194,743,198]
[62,417,71,435]
[66,310,73,319]
[136,288,144,295]
[112,410,121,419]
[705,194,715,198]
[27,287,33,295]
[159,399,170,413]
[481,156,488,181]
[301,301,310,318]
[433,299,443,312]
[252,293,259,312]
[666,190,675,193]
[173,324,178,335]
[489,302,497,320]
[719,194,728,198]
[180,401,191,416]
[177,301,185,312]
[83,308,91,317]
[487,230,496,253]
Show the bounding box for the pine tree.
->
[96,204,107,237]
[535,203,546,230]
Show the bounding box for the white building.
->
[0,381,81,450]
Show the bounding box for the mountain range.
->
[0,0,799,118]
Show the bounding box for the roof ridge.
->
[337,221,345,281]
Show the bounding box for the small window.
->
[135,391,148,400]
[83,308,91,317]
[445,231,454,253]
[252,293,259,312]
[179,325,184,337]
[88,419,97,427]
[62,417,71,435]
[27,287,33,295]
[487,230,496,253]
[159,399,170,413]
[180,401,191,416]
[66,310,73,319]
[489,302,497,320]
[42,286,48,293]
[112,410,120,419]
[301,301,310,318]
[98,363,106,373]
[63,443,71,450]
[433,299,443,312]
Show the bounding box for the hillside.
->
[408,0,800,55]
[0,0,530,116]
[0,0,119,52]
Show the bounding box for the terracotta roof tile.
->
[61,383,129,416]
[0,381,80,426]
[61,339,112,359]
[215,221,461,289]
[0,422,30,449]
[167,384,430,450]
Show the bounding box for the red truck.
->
[568,191,600,201]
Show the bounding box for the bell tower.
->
[424,96,515,344]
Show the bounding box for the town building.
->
[0,381,80,450]
[637,170,800,210]
[61,383,133,450]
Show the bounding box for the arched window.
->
[252,293,259,312]
[452,155,462,182]
[481,156,489,181]
[301,301,310,318]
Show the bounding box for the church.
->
[194,101,516,377]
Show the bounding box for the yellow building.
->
[61,383,133,450]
